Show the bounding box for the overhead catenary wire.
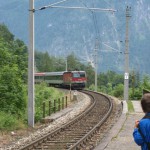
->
[32,0,116,12]
[102,42,121,52]
[35,0,71,11]
[36,6,116,12]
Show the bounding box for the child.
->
[133,93,150,150]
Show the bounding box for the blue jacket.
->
[133,113,150,150]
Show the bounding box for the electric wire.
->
[34,0,71,11]
[33,0,116,12]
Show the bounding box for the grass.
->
[127,100,134,113]
[0,83,66,131]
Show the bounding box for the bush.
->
[112,84,124,98]
[0,111,25,130]
[35,83,64,122]
[88,84,96,91]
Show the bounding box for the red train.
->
[35,71,87,89]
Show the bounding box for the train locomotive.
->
[35,71,87,89]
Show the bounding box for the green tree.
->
[0,24,27,116]
[53,57,66,71]
[112,83,124,98]
[35,51,54,72]
[97,71,123,90]
[67,53,82,71]
[0,24,14,42]
[84,64,95,87]
[142,75,150,90]
[0,65,26,114]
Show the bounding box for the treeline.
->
[35,50,149,99]
[35,51,95,87]
[0,24,28,115]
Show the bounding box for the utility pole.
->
[94,38,99,92]
[65,57,68,71]
[124,6,131,101]
[28,0,35,127]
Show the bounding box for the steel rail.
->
[68,91,113,150]
[20,91,95,150]
[20,90,113,150]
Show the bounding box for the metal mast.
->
[124,6,131,101]
[94,38,99,92]
[28,0,35,127]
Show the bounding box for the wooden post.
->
[65,96,68,108]
[58,98,60,111]
[43,101,45,118]
[54,99,56,113]
[62,97,64,109]
[49,101,51,116]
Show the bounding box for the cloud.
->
[47,24,52,28]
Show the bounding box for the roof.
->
[35,71,86,76]
[35,72,64,76]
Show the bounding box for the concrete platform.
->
[94,100,144,150]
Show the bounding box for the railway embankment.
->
[1,90,123,150]
[1,91,91,150]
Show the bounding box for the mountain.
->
[0,0,150,75]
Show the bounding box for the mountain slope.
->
[0,0,150,74]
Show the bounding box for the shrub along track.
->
[20,90,122,150]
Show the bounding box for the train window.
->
[45,75,63,80]
[35,76,39,79]
[73,72,85,78]
[72,72,86,78]
[73,73,80,78]
[35,76,44,79]
[80,72,85,77]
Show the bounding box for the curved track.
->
[20,90,113,150]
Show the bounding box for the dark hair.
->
[141,93,150,113]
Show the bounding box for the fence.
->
[42,95,68,118]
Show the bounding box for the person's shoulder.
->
[140,118,150,126]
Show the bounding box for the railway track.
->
[20,90,113,150]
